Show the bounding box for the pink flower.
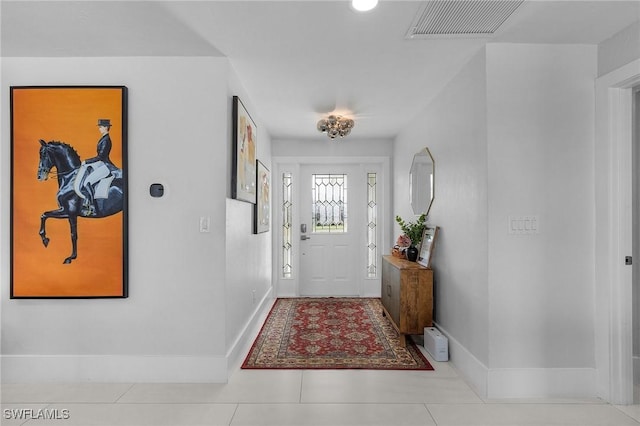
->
[396,234,411,247]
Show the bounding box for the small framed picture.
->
[254,160,270,234]
[417,225,439,268]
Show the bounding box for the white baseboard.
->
[487,368,596,399]
[433,322,597,399]
[2,289,276,385]
[225,288,275,374]
[433,322,488,398]
[1,355,227,383]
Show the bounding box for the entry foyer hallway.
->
[3,346,640,426]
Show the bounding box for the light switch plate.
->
[199,216,210,233]
[508,215,539,235]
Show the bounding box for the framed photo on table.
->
[10,86,128,298]
[417,225,439,268]
[232,96,257,204]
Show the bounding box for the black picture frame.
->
[10,86,128,298]
[232,96,257,204]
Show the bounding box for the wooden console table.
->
[381,255,433,346]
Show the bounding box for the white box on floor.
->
[424,327,448,361]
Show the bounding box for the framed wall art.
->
[232,96,257,204]
[417,225,439,268]
[254,160,270,234]
[10,86,128,298]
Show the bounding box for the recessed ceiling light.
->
[352,0,378,12]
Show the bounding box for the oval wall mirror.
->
[410,147,435,216]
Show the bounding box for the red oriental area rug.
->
[242,298,433,370]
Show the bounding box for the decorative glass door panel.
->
[312,174,347,233]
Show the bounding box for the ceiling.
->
[2,1,639,141]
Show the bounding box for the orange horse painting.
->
[11,86,128,298]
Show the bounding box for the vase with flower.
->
[395,213,426,262]
[392,234,411,258]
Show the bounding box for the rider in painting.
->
[78,119,116,216]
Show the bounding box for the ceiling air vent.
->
[406,0,524,38]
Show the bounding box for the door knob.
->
[301,235,311,240]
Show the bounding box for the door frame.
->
[272,156,391,298]
[595,58,640,405]
[634,86,640,392]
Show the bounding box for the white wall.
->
[486,44,597,397]
[224,67,274,368]
[1,57,232,382]
[272,137,393,158]
[394,43,598,398]
[393,48,490,381]
[598,22,640,77]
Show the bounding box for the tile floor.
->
[2,345,640,426]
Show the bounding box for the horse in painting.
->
[37,140,124,264]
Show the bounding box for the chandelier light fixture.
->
[317,115,355,139]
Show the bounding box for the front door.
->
[299,164,365,296]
